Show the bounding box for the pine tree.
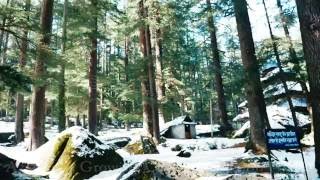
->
[88,0,98,135]
[295,0,320,175]
[58,0,68,132]
[15,0,31,143]
[29,0,54,150]
[138,0,159,142]
[232,0,269,153]
[153,0,166,127]
[206,0,231,133]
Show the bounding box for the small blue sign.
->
[265,129,300,150]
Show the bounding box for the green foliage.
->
[0,65,32,93]
[118,113,142,123]
[0,0,306,128]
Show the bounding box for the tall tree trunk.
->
[29,0,54,150]
[15,94,24,142]
[76,114,80,126]
[58,0,68,132]
[65,115,70,128]
[206,0,231,133]
[153,1,165,127]
[82,114,86,128]
[233,0,270,154]
[295,0,320,175]
[146,27,160,144]
[139,0,153,136]
[50,100,55,127]
[138,0,160,143]
[262,0,299,127]
[124,37,131,131]
[88,0,98,135]
[15,0,31,143]
[99,87,103,130]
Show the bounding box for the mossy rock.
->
[119,159,212,179]
[35,127,123,180]
[125,136,159,155]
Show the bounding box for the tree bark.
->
[139,0,153,136]
[146,27,160,144]
[29,0,54,150]
[233,0,270,154]
[76,114,80,126]
[153,1,166,128]
[295,0,320,175]
[124,37,131,131]
[50,100,55,127]
[15,94,24,142]
[66,115,70,128]
[88,0,98,135]
[82,114,86,128]
[206,0,231,133]
[138,0,160,143]
[58,0,68,132]
[15,0,31,143]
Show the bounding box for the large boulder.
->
[0,132,14,144]
[0,152,16,179]
[49,127,124,179]
[2,127,124,180]
[118,159,213,179]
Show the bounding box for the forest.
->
[0,0,319,179]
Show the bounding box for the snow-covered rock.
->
[125,136,159,155]
[232,105,311,138]
[117,159,213,179]
[238,101,248,109]
[264,81,302,98]
[233,112,249,123]
[0,127,124,180]
[233,121,250,138]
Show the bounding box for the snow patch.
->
[196,125,220,135]
[264,81,302,97]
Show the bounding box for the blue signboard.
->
[265,129,300,150]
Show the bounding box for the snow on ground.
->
[91,142,247,179]
[272,147,318,179]
[196,124,221,135]
[0,120,319,179]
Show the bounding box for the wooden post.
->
[267,149,274,179]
